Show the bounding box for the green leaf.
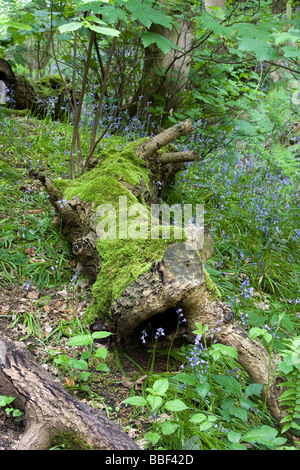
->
[213,374,242,396]
[243,426,278,445]
[244,383,263,398]
[189,412,207,423]
[230,407,248,422]
[238,38,277,61]
[147,395,163,411]
[126,0,172,29]
[144,431,160,444]
[165,399,189,412]
[88,24,120,36]
[92,331,113,339]
[94,347,108,360]
[0,396,15,407]
[196,381,210,399]
[5,20,32,31]
[95,363,110,372]
[160,421,179,435]
[153,378,169,396]
[142,32,178,54]
[210,344,238,360]
[58,22,83,33]
[68,358,88,370]
[227,431,242,444]
[68,334,93,346]
[122,396,147,407]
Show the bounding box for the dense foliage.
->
[0,0,299,451]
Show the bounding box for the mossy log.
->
[0,334,139,450]
[30,119,298,446]
[0,58,71,119]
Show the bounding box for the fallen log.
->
[0,58,72,119]
[0,334,140,450]
[29,119,298,445]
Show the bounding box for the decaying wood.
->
[0,58,70,119]
[159,151,199,165]
[0,334,140,450]
[28,119,299,446]
[135,119,194,159]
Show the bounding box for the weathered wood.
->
[0,334,140,450]
[135,119,194,159]
[0,58,71,119]
[159,151,199,165]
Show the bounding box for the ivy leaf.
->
[142,32,178,54]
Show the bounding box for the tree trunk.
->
[134,9,194,123]
[30,119,298,446]
[0,334,140,450]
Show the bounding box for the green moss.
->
[55,138,186,324]
[50,430,93,450]
[203,267,221,299]
[36,74,64,96]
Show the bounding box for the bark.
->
[134,10,194,122]
[0,334,140,450]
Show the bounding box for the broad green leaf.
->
[210,344,238,360]
[243,425,278,445]
[153,378,169,396]
[122,396,147,407]
[142,32,178,54]
[92,331,113,339]
[196,381,210,399]
[238,38,277,61]
[94,347,108,360]
[68,358,88,370]
[160,420,179,435]
[58,22,83,33]
[213,374,242,396]
[5,21,32,31]
[0,396,15,407]
[144,431,160,444]
[88,24,120,36]
[68,334,93,346]
[228,431,242,444]
[126,0,172,29]
[147,395,163,411]
[199,420,213,431]
[230,407,248,422]
[189,413,207,423]
[165,399,189,412]
[244,382,263,398]
[95,363,110,372]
